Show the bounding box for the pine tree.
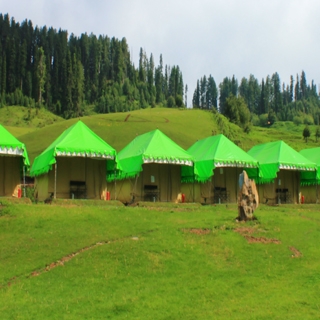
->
[138,47,146,82]
[289,75,294,102]
[300,70,307,100]
[35,47,46,104]
[207,75,217,109]
[192,80,200,108]
[295,74,300,101]
[72,54,84,117]
[155,54,163,103]
[271,72,282,114]
[184,84,188,108]
[200,76,206,109]
[219,77,232,114]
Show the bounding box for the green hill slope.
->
[0,106,64,136]
[2,107,320,164]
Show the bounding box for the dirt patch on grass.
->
[289,246,302,258]
[234,227,281,244]
[182,228,211,235]
[244,236,281,244]
[234,227,256,235]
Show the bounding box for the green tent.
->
[299,147,320,185]
[0,125,30,167]
[31,121,117,177]
[0,125,30,197]
[108,129,193,203]
[183,134,258,183]
[247,140,316,184]
[114,129,193,179]
[30,121,118,200]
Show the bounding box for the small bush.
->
[293,116,303,126]
[303,115,314,125]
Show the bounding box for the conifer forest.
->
[1,13,320,128]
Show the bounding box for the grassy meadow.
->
[1,200,320,319]
[1,106,320,318]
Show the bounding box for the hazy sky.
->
[1,0,320,106]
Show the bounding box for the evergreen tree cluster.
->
[0,14,184,118]
[193,71,320,127]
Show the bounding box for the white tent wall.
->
[35,174,49,201]
[257,183,274,204]
[110,163,183,203]
[139,163,181,202]
[256,170,300,204]
[108,179,132,203]
[213,167,243,203]
[36,157,107,201]
[299,185,318,203]
[181,167,243,204]
[181,183,200,203]
[0,156,21,196]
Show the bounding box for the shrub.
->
[293,116,303,126]
[303,115,314,125]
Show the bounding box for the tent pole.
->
[114,168,116,200]
[235,167,237,204]
[23,165,26,197]
[192,173,195,203]
[54,162,57,199]
[169,165,171,202]
[210,174,212,204]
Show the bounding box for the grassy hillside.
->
[1,106,320,164]
[0,106,64,136]
[1,201,320,319]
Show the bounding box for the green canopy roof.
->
[30,121,117,177]
[182,134,258,182]
[113,129,193,180]
[299,147,320,185]
[247,140,316,184]
[0,124,30,168]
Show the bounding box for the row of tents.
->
[1,121,320,204]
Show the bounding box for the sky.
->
[1,0,320,107]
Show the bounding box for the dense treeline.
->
[0,14,184,118]
[193,71,320,128]
[2,13,319,128]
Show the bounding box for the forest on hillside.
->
[0,14,184,118]
[193,71,320,128]
[0,13,319,129]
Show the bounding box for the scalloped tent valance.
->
[0,124,30,167]
[182,134,258,183]
[247,140,316,184]
[109,129,193,181]
[30,121,118,177]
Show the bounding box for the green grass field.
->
[1,200,320,319]
[1,107,320,318]
[2,106,320,164]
